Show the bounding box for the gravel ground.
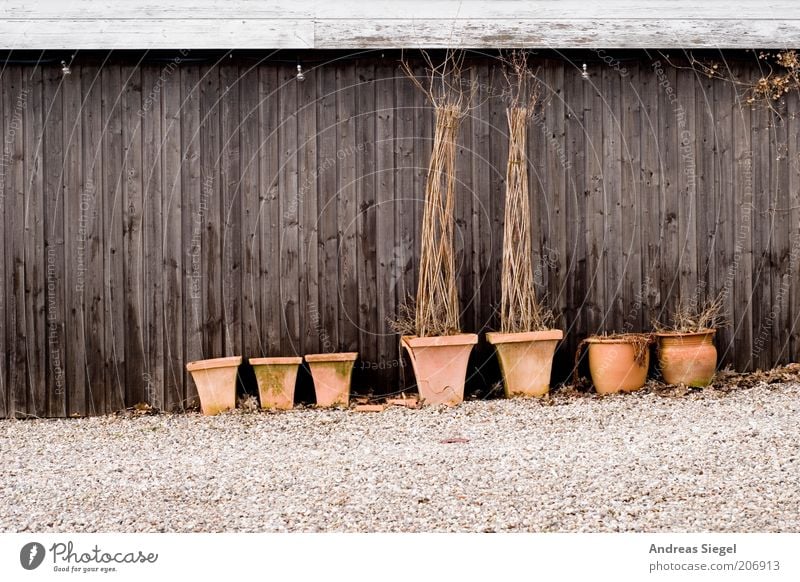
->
[1,382,798,533]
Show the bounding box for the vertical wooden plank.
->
[102,66,126,412]
[279,65,301,354]
[788,92,800,363]
[751,100,772,369]
[44,64,68,417]
[297,63,318,357]
[620,62,643,332]
[564,60,587,355]
[141,64,164,410]
[121,64,145,407]
[81,64,106,414]
[394,63,415,329]
[220,63,242,357]
[585,67,605,333]
[64,65,87,416]
[317,65,338,352]
[22,66,46,417]
[258,65,281,356]
[529,64,546,305]
[355,62,378,380]
[0,65,5,418]
[4,67,28,416]
[732,63,754,371]
[771,107,790,364]
[455,64,474,333]
[489,65,508,333]
[602,63,624,331]
[658,64,680,328]
[545,62,568,333]
[337,63,359,353]
[470,64,491,335]
[199,64,222,360]
[676,67,698,312]
[374,63,395,370]
[412,63,430,327]
[639,59,662,331]
[162,64,185,411]
[239,64,262,357]
[181,65,202,406]
[713,66,736,367]
[695,70,715,306]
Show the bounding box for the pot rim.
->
[654,328,717,337]
[249,356,303,366]
[486,329,563,344]
[401,333,479,348]
[304,352,359,363]
[583,334,653,345]
[186,355,242,372]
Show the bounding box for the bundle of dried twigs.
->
[500,52,552,333]
[653,292,727,333]
[399,51,476,337]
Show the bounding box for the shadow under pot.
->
[185,356,242,415]
[584,335,651,395]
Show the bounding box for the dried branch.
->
[499,51,553,333]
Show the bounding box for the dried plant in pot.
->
[653,294,725,387]
[485,52,562,398]
[577,334,653,395]
[395,51,478,406]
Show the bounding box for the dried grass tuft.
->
[654,292,727,333]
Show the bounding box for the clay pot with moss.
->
[249,357,302,410]
[304,352,358,408]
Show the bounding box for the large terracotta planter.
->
[401,334,478,406]
[486,329,563,398]
[305,352,358,408]
[249,357,303,410]
[656,330,717,387]
[585,335,651,395]
[185,356,242,415]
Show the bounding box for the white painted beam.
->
[1,0,799,49]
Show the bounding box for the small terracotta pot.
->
[656,330,717,387]
[585,336,650,394]
[305,352,358,408]
[185,356,242,415]
[401,334,478,406]
[249,356,303,410]
[486,329,563,397]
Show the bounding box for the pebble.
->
[0,382,798,532]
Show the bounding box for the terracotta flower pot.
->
[486,329,563,398]
[585,336,651,394]
[656,329,717,387]
[249,356,303,410]
[401,334,478,406]
[305,352,358,408]
[185,356,242,415]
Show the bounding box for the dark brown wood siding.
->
[1,51,799,416]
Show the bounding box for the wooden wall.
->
[1,51,799,417]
